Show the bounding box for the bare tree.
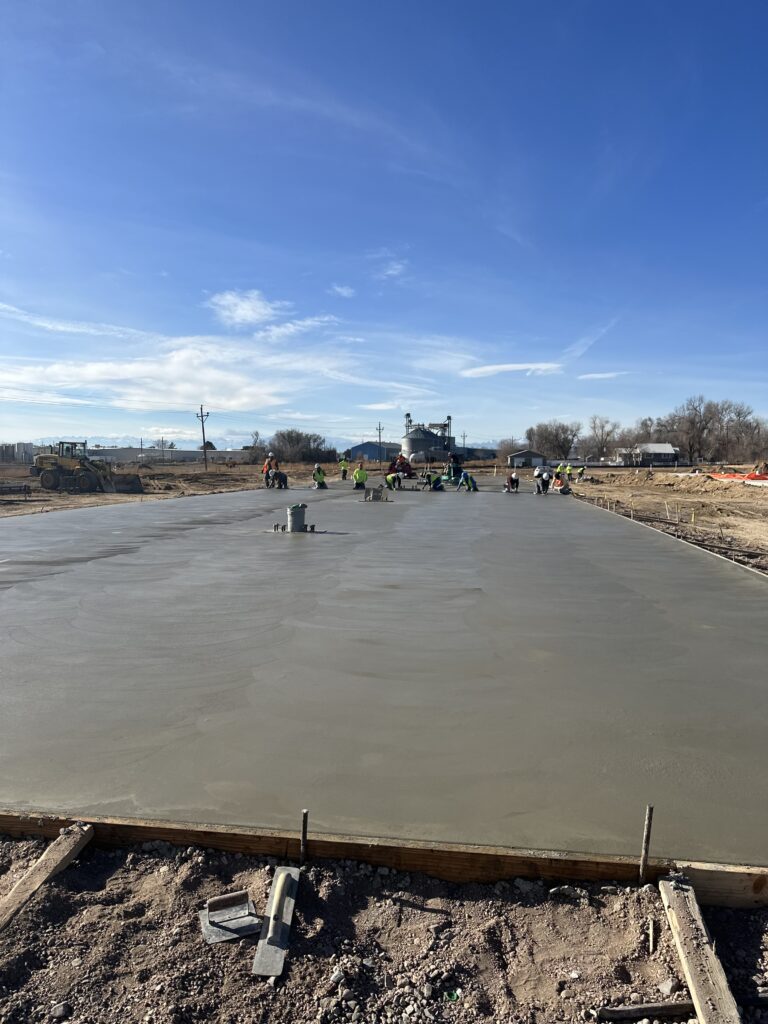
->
[586,415,620,460]
[270,430,336,462]
[524,420,581,460]
[244,430,268,463]
[496,438,521,459]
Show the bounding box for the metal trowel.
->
[251,865,301,976]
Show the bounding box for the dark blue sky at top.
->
[0,1,765,445]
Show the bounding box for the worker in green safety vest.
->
[338,456,349,480]
[352,463,368,489]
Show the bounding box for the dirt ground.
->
[3,836,767,1024]
[568,468,768,573]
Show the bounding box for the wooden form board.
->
[0,809,766,908]
[659,878,741,1024]
[0,823,93,933]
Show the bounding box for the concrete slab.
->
[1,486,766,863]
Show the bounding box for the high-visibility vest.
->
[313,468,325,483]
[353,468,368,483]
[339,459,349,469]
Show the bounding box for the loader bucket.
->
[112,473,144,494]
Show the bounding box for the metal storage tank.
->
[402,426,440,460]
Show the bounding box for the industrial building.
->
[0,442,35,464]
[347,441,401,462]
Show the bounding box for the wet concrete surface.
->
[1,485,766,864]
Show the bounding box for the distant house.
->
[348,441,401,462]
[614,443,681,467]
[507,449,547,468]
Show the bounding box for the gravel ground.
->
[1,836,767,1024]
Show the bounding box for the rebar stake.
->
[300,809,309,868]
[639,804,654,883]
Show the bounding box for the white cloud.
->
[561,317,619,360]
[577,371,629,380]
[460,362,562,378]
[253,315,338,343]
[375,259,408,280]
[0,301,164,344]
[359,402,398,410]
[205,289,292,328]
[328,284,355,298]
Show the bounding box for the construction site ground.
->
[2,834,768,1024]
[1,484,767,864]
[2,462,767,574]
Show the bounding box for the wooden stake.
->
[0,824,93,933]
[648,916,656,954]
[659,878,741,1024]
[639,804,654,883]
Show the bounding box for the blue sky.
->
[0,1,766,448]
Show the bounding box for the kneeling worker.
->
[352,462,368,489]
[312,464,327,489]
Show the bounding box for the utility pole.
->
[461,431,467,452]
[197,404,210,470]
[161,437,166,463]
[377,422,383,466]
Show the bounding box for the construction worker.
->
[385,471,399,490]
[540,469,551,494]
[421,470,444,491]
[338,455,349,481]
[352,462,368,489]
[312,464,327,489]
[262,452,277,487]
[555,462,564,482]
[577,465,585,481]
[504,472,519,492]
[565,464,573,483]
[457,471,478,492]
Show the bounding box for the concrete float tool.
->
[198,890,261,944]
[251,809,308,977]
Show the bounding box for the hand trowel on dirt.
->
[251,866,301,976]
[251,810,308,977]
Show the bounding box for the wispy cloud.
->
[328,284,355,298]
[460,362,562,378]
[375,259,408,280]
[359,402,398,410]
[561,317,619,360]
[150,54,438,161]
[205,288,292,328]
[577,371,629,380]
[253,315,338,343]
[367,247,410,282]
[0,301,164,344]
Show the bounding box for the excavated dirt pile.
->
[2,837,768,1024]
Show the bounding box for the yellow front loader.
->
[31,441,143,494]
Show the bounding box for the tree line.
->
[498,396,768,464]
[244,429,338,464]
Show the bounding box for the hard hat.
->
[268,452,274,457]
[314,463,320,469]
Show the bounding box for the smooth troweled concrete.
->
[1,486,766,864]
